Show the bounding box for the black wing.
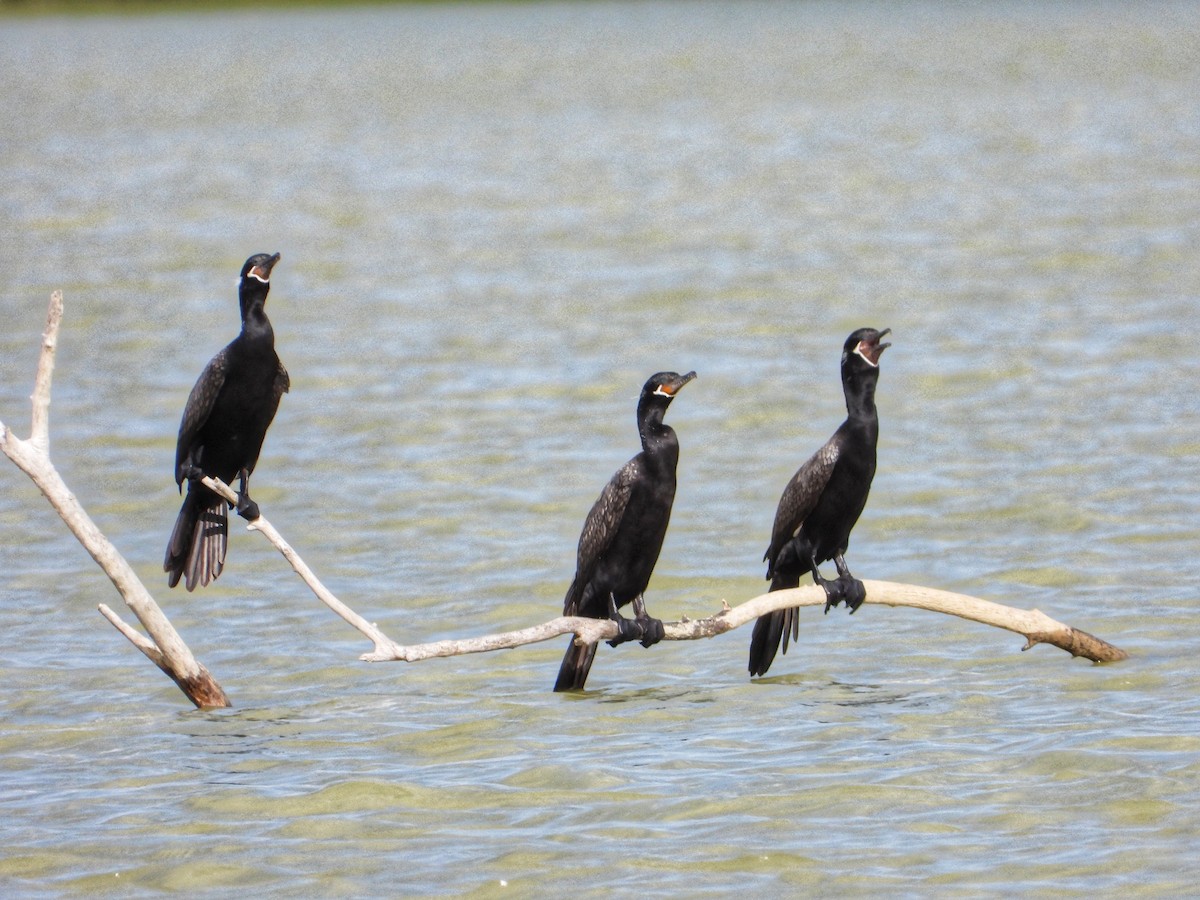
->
[563,458,637,615]
[764,437,839,578]
[174,348,229,487]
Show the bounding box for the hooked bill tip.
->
[655,371,697,396]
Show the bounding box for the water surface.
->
[1,2,1198,895]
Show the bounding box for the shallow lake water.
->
[2,1,1199,895]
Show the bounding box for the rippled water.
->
[2,1,1198,894]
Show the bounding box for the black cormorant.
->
[554,370,697,692]
[164,252,289,590]
[748,328,890,677]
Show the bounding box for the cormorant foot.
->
[842,577,866,613]
[606,615,645,648]
[605,594,640,647]
[636,615,665,648]
[235,494,261,521]
[604,596,664,648]
[820,578,846,614]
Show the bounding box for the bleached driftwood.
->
[350,580,1128,665]
[208,469,1127,667]
[1,292,229,708]
[198,474,395,661]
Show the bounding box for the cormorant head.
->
[842,328,891,370]
[240,252,281,286]
[238,252,281,319]
[645,370,697,404]
[638,370,696,418]
[637,370,696,441]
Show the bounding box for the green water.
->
[2,1,1198,894]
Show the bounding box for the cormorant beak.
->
[248,252,281,284]
[856,329,891,367]
[654,371,697,397]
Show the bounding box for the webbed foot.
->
[234,468,260,520]
[604,594,664,648]
[235,493,260,521]
[826,554,866,613]
[820,577,845,614]
[636,615,665,648]
[631,593,663,647]
[841,576,866,613]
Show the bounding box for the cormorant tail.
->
[554,638,599,692]
[748,570,801,677]
[165,490,227,591]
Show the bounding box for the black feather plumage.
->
[749,328,890,676]
[555,371,695,691]
[164,253,289,591]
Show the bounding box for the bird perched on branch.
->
[554,370,697,692]
[164,252,289,591]
[749,328,890,677]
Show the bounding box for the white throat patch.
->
[854,344,879,367]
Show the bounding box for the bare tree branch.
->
[355,580,1128,666]
[199,476,397,660]
[28,289,61,454]
[1,292,229,708]
[206,469,1127,668]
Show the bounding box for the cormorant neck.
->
[240,297,274,343]
[637,401,678,460]
[238,277,274,339]
[842,366,880,421]
[239,280,270,320]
